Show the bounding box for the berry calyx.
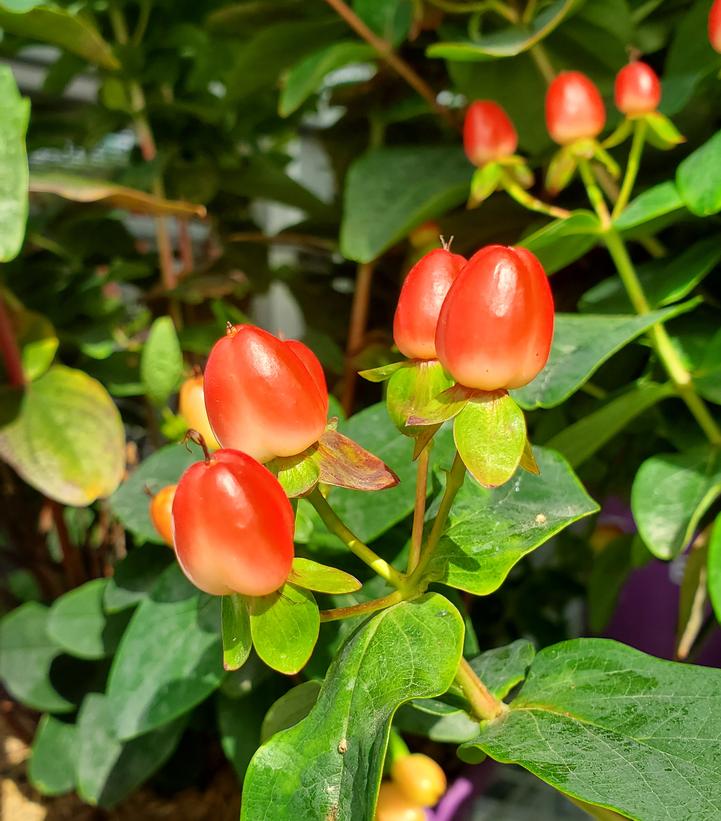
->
[463,100,518,167]
[375,781,426,821]
[172,448,294,596]
[204,325,328,463]
[545,71,606,145]
[391,753,447,807]
[179,374,220,451]
[393,248,466,361]
[435,245,554,391]
[149,484,176,547]
[614,61,661,116]
[710,0,721,53]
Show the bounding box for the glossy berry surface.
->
[545,71,606,144]
[463,100,518,166]
[179,374,220,450]
[375,781,426,821]
[615,61,661,116]
[710,0,721,53]
[393,248,466,360]
[204,325,328,463]
[172,449,294,596]
[391,753,447,807]
[149,484,176,546]
[435,245,554,391]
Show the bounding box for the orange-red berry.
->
[614,61,661,116]
[545,71,606,144]
[149,484,176,547]
[710,0,721,52]
[179,375,220,451]
[463,100,518,166]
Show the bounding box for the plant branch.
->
[323,0,457,130]
[341,260,375,416]
[455,656,507,721]
[50,501,84,587]
[308,487,406,589]
[319,590,405,622]
[0,295,24,387]
[577,158,612,229]
[500,170,571,220]
[612,119,647,219]
[407,444,431,573]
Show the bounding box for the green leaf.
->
[340,146,471,263]
[0,66,29,262]
[47,579,130,660]
[289,557,362,594]
[353,0,412,46]
[249,582,319,674]
[692,328,721,405]
[77,693,185,809]
[260,680,322,742]
[280,41,375,116]
[644,111,685,149]
[222,594,252,672]
[28,715,77,796]
[0,5,120,70]
[707,514,721,625]
[269,448,320,497]
[547,382,674,468]
[386,358,458,434]
[427,0,580,60]
[395,697,479,744]
[469,640,536,700]
[0,602,73,713]
[0,365,125,506]
[426,448,598,595]
[103,545,173,613]
[462,638,721,821]
[141,317,183,407]
[677,128,721,216]
[544,147,577,196]
[359,361,405,382]
[579,236,721,313]
[512,303,699,409]
[613,180,684,232]
[469,162,502,205]
[109,442,201,543]
[453,393,526,488]
[632,447,721,560]
[106,564,224,740]
[519,211,600,274]
[241,594,464,820]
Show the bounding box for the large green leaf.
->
[106,564,224,740]
[29,715,77,796]
[241,593,464,819]
[0,5,119,69]
[0,365,125,506]
[469,639,536,699]
[77,693,185,809]
[140,316,183,406]
[512,303,698,409]
[547,382,674,468]
[632,447,721,560]
[353,0,412,46]
[0,66,29,262]
[340,146,471,263]
[426,448,598,595]
[462,638,721,821]
[677,129,721,216]
[707,514,721,625]
[519,211,600,274]
[613,180,684,232]
[427,0,580,60]
[0,602,73,713]
[103,545,173,613]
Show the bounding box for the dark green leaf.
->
[103,545,173,613]
[260,680,322,742]
[469,640,536,699]
[353,0,412,46]
[677,129,721,216]
[395,698,479,743]
[519,211,600,274]
[28,715,77,796]
[0,66,29,262]
[613,180,684,231]
[241,594,464,820]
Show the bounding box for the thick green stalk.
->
[407,444,431,573]
[455,656,507,721]
[612,119,647,219]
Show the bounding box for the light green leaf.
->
[469,639,536,699]
[395,697,479,744]
[241,594,464,820]
[77,693,185,809]
[0,365,125,506]
[260,680,322,742]
[547,382,674,468]
[613,180,684,231]
[0,602,72,713]
[340,146,471,263]
[644,111,685,149]
[47,579,130,660]
[426,448,598,595]
[0,66,29,262]
[0,5,120,69]
[106,564,224,740]
[707,514,721,625]
[289,557,362,594]
[632,447,721,560]
[519,211,600,274]
[280,41,375,116]
[512,303,698,409]
[462,638,721,821]
[270,448,320,497]
[222,594,252,672]
[249,582,319,674]
[141,317,183,406]
[29,715,77,796]
[677,128,721,216]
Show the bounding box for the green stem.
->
[455,656,507,721]
[500,170,571,220]
[529,42,555,83]
[407,444,430,573]
[308,488,406,589]
[319,591,405,622]
[612,119,647,219]
[577,158,612,229]
[426,0,517,19]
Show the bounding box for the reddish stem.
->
[184,428,212,462]
[0,295,24,387]
[50,501,85,587]
[341,261,375,416]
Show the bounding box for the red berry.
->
[172,449,294,596]
[614,61,661,116]
[179,375,220,451]
[204,325,328,463]
[435,245,554,391]
[710,0,721,53]
[545,71,606,145]
[393,248,466,360]
[463,100,518,166]
[149,484,176,547]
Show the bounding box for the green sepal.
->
[268,447,320,498]
[504,161,534,190]
[644,112,685,150]
[519,438,540,475]
[453,391,527,487]
[386,359,456,437]
[221,594,252,672]
[591,142,621,178]
[468,162,502,208]
[358,360,407,383]
[288,557,362,594]
[545,147,577,195]
[602,118,633,150]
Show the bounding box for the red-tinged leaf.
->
[314,429,399,491]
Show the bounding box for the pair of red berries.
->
[394,244,553,392]
[171,326,330,598]
[463,61,662,165]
